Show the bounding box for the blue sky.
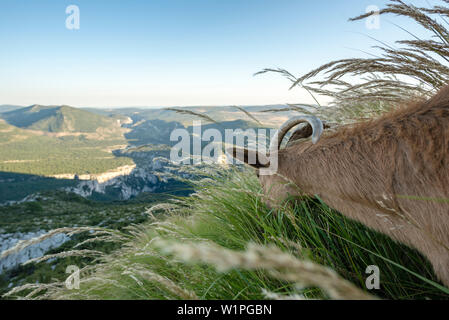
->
[0,0,431,107]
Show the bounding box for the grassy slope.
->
[0,135,133,176]
[0,174,79,203]
[0,105,23,113]
[0,190,159,234]
[0,191,175,296]
[23,170,448,300]
[0,105,120,133]
[88,105,297,128]
[0,105,132,177]
[0,121,132,177]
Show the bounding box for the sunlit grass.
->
[8,169,448,300]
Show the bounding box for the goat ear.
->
[226,147,270,168]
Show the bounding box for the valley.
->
[0,103,298,295]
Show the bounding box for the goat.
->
[228,85,449,287]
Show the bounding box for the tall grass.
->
[7,170,448,300]
[257,0,449,122]
[4,0,449,301]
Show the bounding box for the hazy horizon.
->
[1,0,429,107]
[0,102,298,110]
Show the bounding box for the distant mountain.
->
[125,119,185,146]
[0,105,24,113]
[124,119,261,147]
[85,105,302,128]
[0,105,123,133]
[0,119,15,131]
[190,119,256,131]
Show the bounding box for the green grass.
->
[0,107,133,177]
[17,169,448,300]
[0,173,79,202]
[0,190,152,234]
[1,105,122,133]
[0,133,133,176]
[0,190,177,296]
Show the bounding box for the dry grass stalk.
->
[73,235,126,249]
[0,227,105,259]
[3,283,62,299]
[23,249,104,265]
[157,241,376,300]
[165,107,218,123]
[122,264,198,299]
[145,203,181,217]
[257,0,449,121]
[232,106,263,126]
[261,288,306,300]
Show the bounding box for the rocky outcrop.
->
[65,155,185,200]
[67,169,160,199]
[0,231,70,274]
[51,165,136,183]
[0,193,50,207]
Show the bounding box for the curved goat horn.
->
[269,116,324,154]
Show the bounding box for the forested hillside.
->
[1,105,122,133]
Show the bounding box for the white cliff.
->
[0,231,70,274]
[51,165,136,183]
[64,157,168,200]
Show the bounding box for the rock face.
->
[65,153,192,200]
[0,193,49,207]
[67,168,160,199]
[51,165,136,183]
[0,231,70,274]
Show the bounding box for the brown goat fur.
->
[231,85,449,287]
